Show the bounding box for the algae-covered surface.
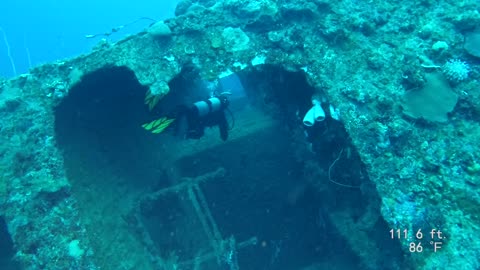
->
[0,1,480,269]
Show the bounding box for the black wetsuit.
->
[176,96,229,141]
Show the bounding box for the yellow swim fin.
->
[142,117,164,130]
[144,89,162,111]
[151,118,175,133]
[142,117,175,134]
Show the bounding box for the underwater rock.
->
[464,29,480,58]
[225,0,279,24]
[280,1,319,20]
[222,27,250,52]
[175,0,193,16]
[401,72,458,122]
[147,21,172,38]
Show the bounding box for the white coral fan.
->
[442,59,470,82]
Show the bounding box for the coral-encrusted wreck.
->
[1,0,480,269]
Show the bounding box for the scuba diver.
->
[175,92,231,141]
[142,63,233,141]
[142,91,232,141]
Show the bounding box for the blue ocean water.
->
[0,0,179,78]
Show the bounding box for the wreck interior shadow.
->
[53,64,406,269]
[136,66,407,269]
[54,66,165,189]
[53,66,177,269]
